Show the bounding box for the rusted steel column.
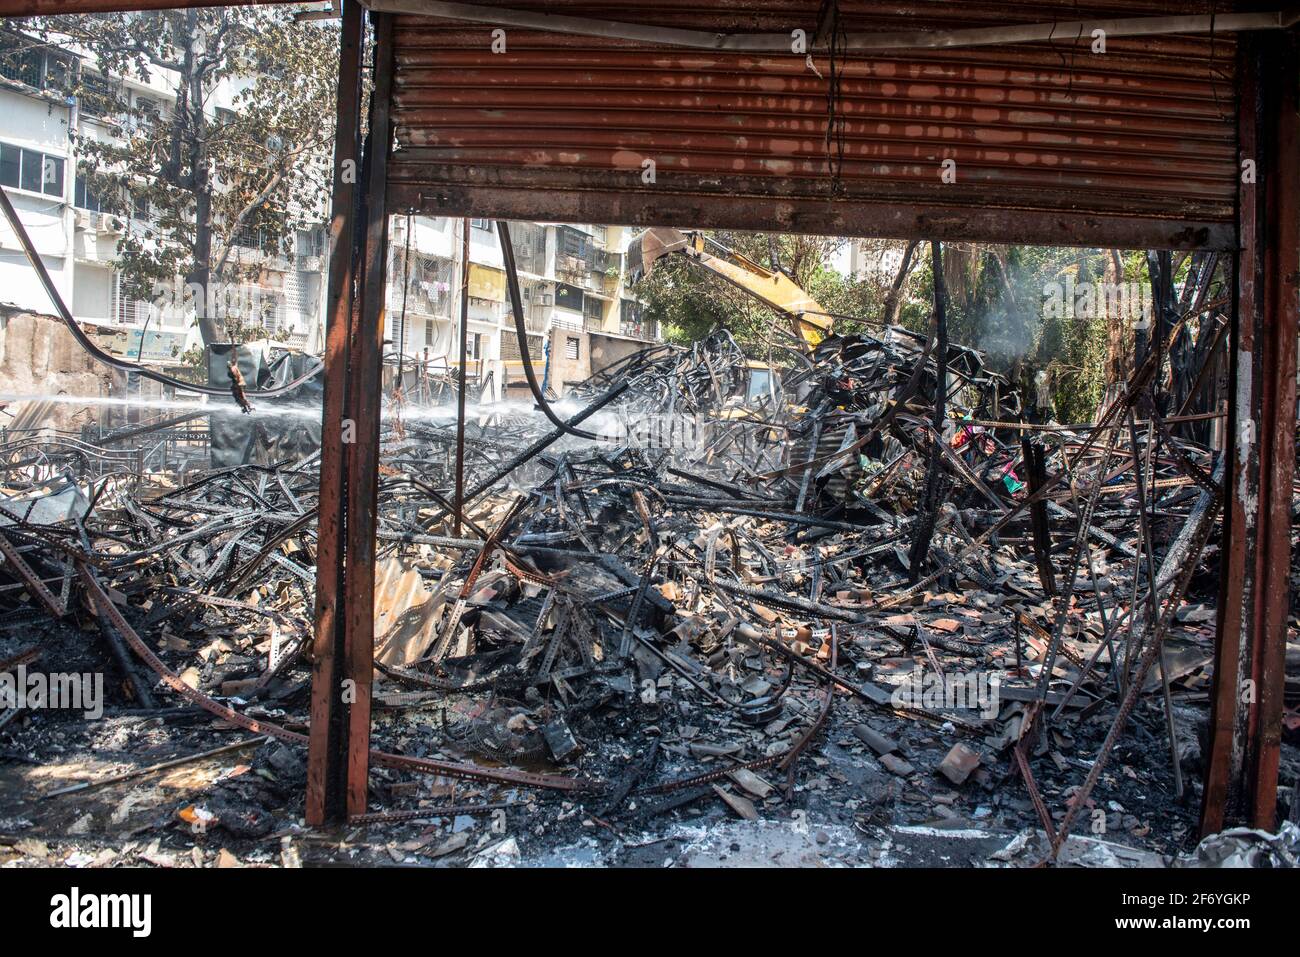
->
[307,0,366,827]
[340,10,397,819]
[1202,28,1298,835]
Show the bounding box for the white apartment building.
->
[387,217,659,401]
[847,239,906,282]
[0,27,655,395]
[0,27,328,364]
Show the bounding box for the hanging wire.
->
[817,0,848,195]
[1065,0,1082,101]
[1206,3,1228,123]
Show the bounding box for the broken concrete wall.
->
[0,306,110,433]
[548,327,592,395]
[589,333,648,379]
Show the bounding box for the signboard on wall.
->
[97,328,188,362]
[467,263,505,302]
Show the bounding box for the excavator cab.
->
[744,362,780,406]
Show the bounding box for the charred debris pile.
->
[0,313,1272,865]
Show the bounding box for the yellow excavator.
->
[627,227,835,350]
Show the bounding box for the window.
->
[591,225,607,244]
[0,36,41,87]
[44,53,70,94]
[425,318,435,347]
[0,142,64,197]
[554,282,584,312]
[501,332,542,361]
[297,227,325,258]
[621,298,651,339]
[565,336,580,360]
[511,221,547,275]
[0,33,71,93]
[393,250,455,315]
[112,271,151,326]
[592,249,621,274]
[232,224,280,254]
[74,170,107,212]
[0,145,17,189]
[134,95,160,129]
[78,72,118,120]
[471,218,493,231]
[558,225,591,260]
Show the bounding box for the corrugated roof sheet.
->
[386,0,1239,247]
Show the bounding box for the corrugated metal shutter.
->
[387,1,1238,248]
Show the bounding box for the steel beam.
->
[306,0,366,827]
[338,8,396,819]
[1202,27,1299,835]
[388,179,1234,252]
[454,217,470,537]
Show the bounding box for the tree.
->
[631,226,1164,425]
[29,8,337,345]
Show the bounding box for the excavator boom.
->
[629,227,833,348]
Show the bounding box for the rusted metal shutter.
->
[387,1,1238,248]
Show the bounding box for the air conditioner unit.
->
[73,209,93,231]
[98,213,125,235]
[538,293,553,306]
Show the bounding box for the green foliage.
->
[635,229,1142,422]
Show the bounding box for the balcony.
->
[387,284,451,320]
[619,316,658,341]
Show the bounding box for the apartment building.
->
[0,27,655,398]
[387,217,658,402]
[0,27,327,366]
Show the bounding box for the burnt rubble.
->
[1,317,1297,869]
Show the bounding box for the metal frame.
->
[312,10,1300,830]
[0,0,1292,833]
[306,0,367,826]
[1201,27,1299,834]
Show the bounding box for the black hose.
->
[496,220,605,441]
[0,185,321,398]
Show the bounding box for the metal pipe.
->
[364,2,1300,52]
[497,220,602,441]
[454,217,470,537]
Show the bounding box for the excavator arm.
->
[628,227,834,348]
